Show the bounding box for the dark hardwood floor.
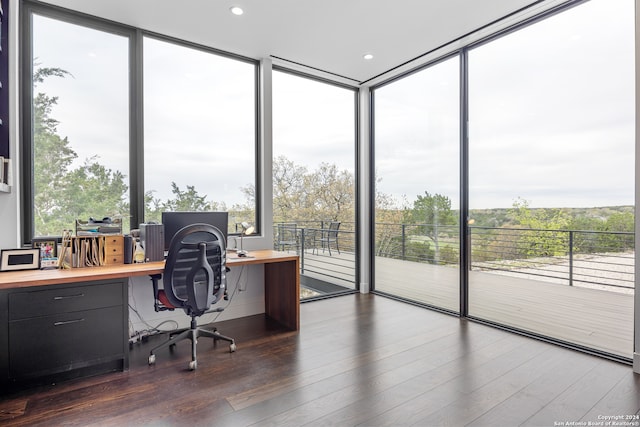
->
[1,293,639,426]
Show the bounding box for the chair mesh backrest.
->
[164,223,226,317]
[328,221,340,236]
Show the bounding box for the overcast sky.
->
[33,0,634,211]
[376,0,634,210]
[272,71,355,173]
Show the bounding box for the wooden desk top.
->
[0,250,298,290]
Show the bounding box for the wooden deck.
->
[375,257,634,359]
[290,250,633,358]
[298,249,358,289]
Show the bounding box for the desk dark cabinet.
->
[0,251,299,389]
[0,279,128,386]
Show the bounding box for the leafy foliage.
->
[271,155,355,226]
[31,63,635,265]
[507,198,571,257]
[33,66,129,236]
[33,65,251,237]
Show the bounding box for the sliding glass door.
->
[371,0,634,359]
[467,0,635,358]
[373,56,460,313]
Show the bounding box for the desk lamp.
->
[237,222,255,257]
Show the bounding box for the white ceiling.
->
[38,0,550,85]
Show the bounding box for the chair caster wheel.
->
[189,360,197,370]
[148,354,156,365]
[230,343,237,352]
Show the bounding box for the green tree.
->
[508,198,571,230]
[33,66,76,234]
[33,63,251,238]
[604,211,634,232]
[64,158,129,219]
[406,191,457,263]
[144,182,240,230]
[508,198,571,257]
[307,162,354,222]
[272,155,309,222]
[271,155,355,226]
[374,176,408,258]
[33,65,129,236]
[597,211,635,253]
[162,182,210,212]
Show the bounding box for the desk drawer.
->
[104,235,124,256]
[8,305,124,378]
[9,281,124,321]
[104,254,124,265]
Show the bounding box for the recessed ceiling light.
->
[363,53,374,60]
[230,6,244,15]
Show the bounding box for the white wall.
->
[0,0,20,250]
[358,86,371,293]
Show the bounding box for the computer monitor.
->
[161,211,229,252]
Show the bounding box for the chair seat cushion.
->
[157,289,176,309]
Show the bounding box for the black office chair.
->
[148,223,236,370]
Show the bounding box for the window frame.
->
[369,0,634,363]
[140,31,261,235]
[20,1,261,243]
[271,66,361,295]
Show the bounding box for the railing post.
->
[569,230,573,286]
[402,224,406,260]
[300,228,305,274]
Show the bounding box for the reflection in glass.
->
[373,56,460,312]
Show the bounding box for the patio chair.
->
[315,221,340,256]
[277,223,299,253]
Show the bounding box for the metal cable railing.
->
[274,221,634,293]
[470,227,634,289]
[273,222,357,295]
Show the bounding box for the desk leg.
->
[264,259,300,331]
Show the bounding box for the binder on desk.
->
[140,223,164,262]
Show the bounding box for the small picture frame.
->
[0,248,41,272]
[32,238,58,260]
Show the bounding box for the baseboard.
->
[634,352,640,374]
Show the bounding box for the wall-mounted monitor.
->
[161,211,228,252]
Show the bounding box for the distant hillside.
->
[469,206,635,228]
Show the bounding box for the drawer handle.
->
[53,293,85,300]
[54,318,85,326]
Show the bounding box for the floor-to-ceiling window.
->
[143,36,257,236]
[272,70,357,299]
[22,2,259,243]
[371,0,634,360]
[373,56,461,313]
[467,0,635,358]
